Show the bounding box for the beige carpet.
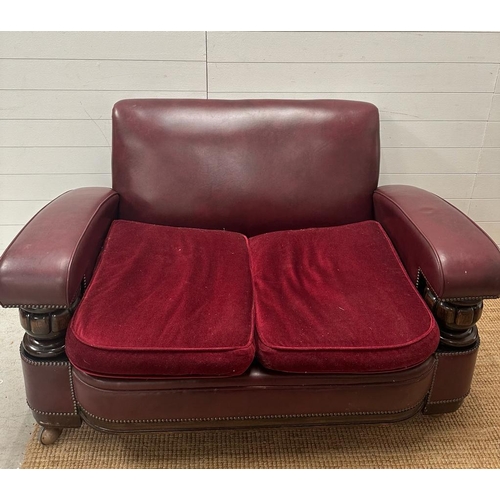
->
[21,301,500,469]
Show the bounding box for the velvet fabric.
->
[249,221,439,373]
[66,221,255,378]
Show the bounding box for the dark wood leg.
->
[423,287,481,348]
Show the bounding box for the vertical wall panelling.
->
[207,32,500,244]
[1,32,499,251]
[0,32,206,251]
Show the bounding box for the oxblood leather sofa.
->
[1,99,500,445]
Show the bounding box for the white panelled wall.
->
[0,31,499,251]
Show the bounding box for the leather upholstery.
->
[0,188,119,308]
[21,352,77,415]
[112,99,380,236]
[5,98,500,433]
[424,341,479,413]
[374,185,500,300]
[72,358,434,424]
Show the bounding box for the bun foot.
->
[38,426,63,445]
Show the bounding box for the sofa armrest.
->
[0,187,119,308]
[373,185,500,301]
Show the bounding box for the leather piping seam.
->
[78,401,424,424]
[4,304,68,309]
[4,287,82,309]
[436,341,480,358]
[427,356,439,402]
[21,368,78,414]
[427,393,469,405]
[20,348,78,415]
[26,400,78,417]
[427,344,477,405]
[417,267,498,302]
[443,295,498,302]
[68,366,78,414]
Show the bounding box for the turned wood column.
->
[20,299,79,358]
[423,287,481,348]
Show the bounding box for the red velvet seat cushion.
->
[66,220,255,378]
[249,221,439,373]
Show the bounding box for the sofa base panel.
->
[422,400,464,415]
[80,401,426,434]
[21,340,481,439]
[71,358,435,433]
[422,339,479,415]
[30,410,82,430]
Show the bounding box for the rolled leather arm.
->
[0,187,119,308]
[373,185,500,301]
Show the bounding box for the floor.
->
[0,307,34,468]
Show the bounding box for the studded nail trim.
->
[416,268,498,302]
[426,340,479,407]
[20,347,78,415]
[19,345,69,366]
[443,295,498,302]
[3,304,68,309]
[68,367,78,414]
[426,393,469,405]
[436,339,480,358]
[79,401,424,425]
[427,357,440,404]
[3,277,85,309]
[26,400,78,417]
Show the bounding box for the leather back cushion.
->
[112,99,380,236]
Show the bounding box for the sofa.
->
[1,99,499,445]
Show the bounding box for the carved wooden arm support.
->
[423,287,482,347]
[20,300,79,358]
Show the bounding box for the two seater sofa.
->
[1,99,499,444]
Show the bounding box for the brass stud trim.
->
[426,394,469,405]
[79,401,424,425]
[19,345,69,366]
[26,400,77,417]
[416,268,498,302]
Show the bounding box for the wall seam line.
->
[470,63,500,213]
[205,32,209,99]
